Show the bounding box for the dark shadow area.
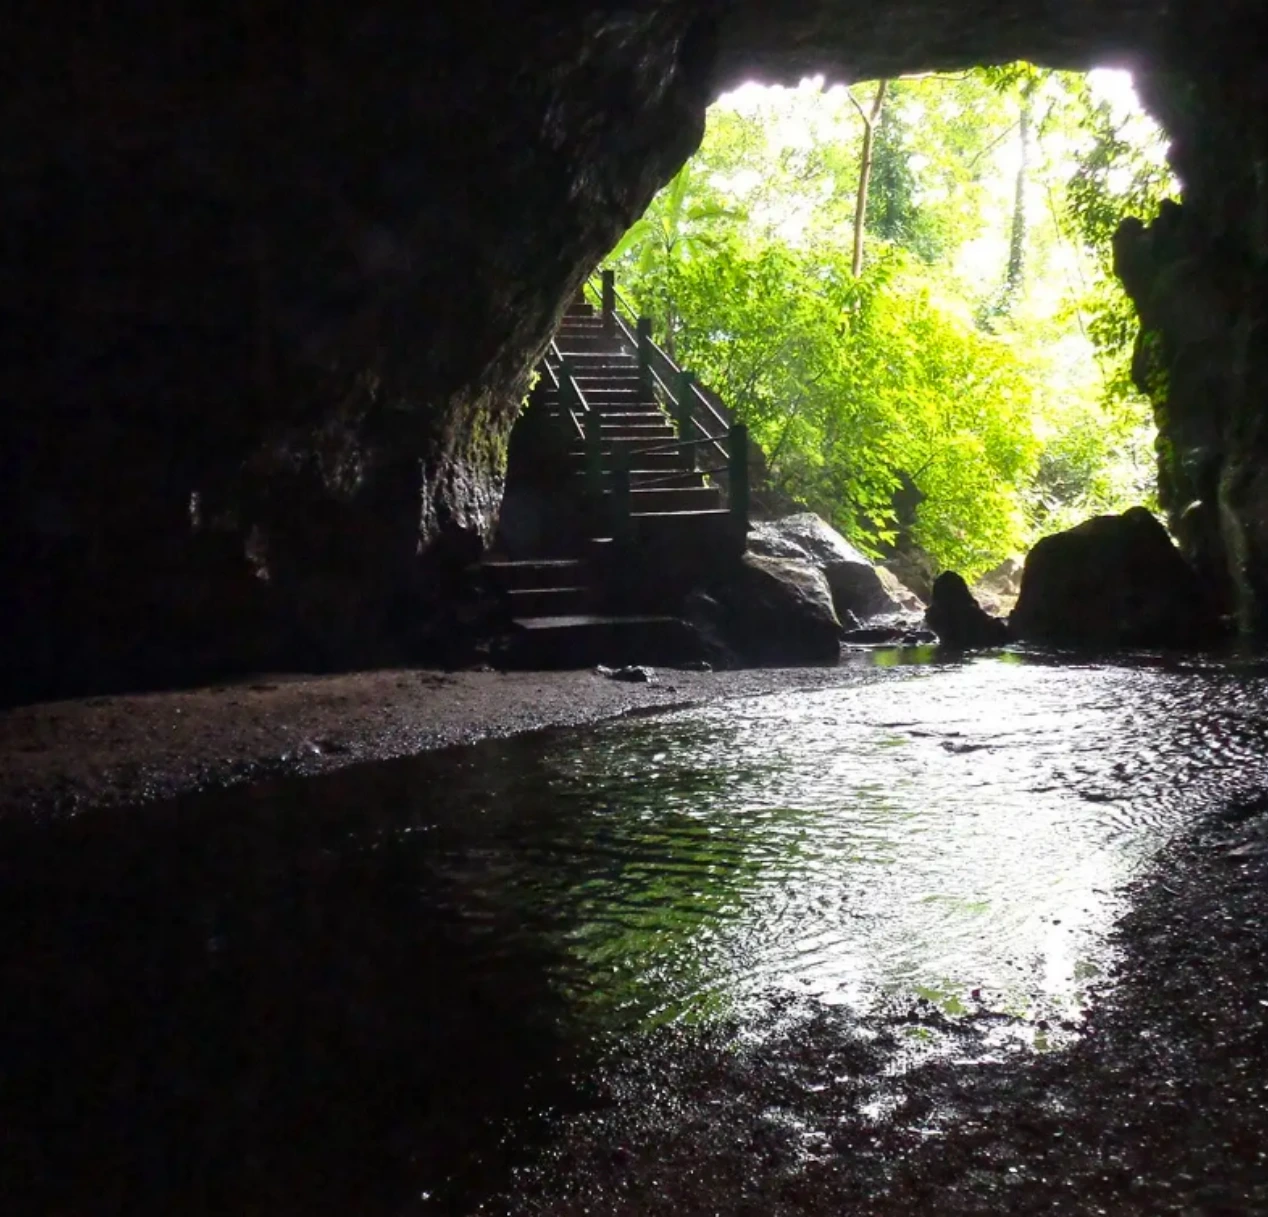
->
[6,654,1268,1214]
[0,740,606,1216]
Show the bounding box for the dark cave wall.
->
[5,0,1264,697]
[2,3,717,696]
[1116,3,1268,632]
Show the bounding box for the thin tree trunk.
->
[1004,94,1032,307]
[850,80,889,278]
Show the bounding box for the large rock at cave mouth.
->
[713,554,842,665]
[1010,507,1217,648]
[747,514,903,622]
[925,572,1009,649]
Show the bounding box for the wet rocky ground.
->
[502,794,1268,1215]
[5,656,1268,1215]
[0,665,865,820]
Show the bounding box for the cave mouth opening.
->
[601,63,1174,594]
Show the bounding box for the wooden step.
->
[507,586,591,616]
[483,558,585,591]
[500,613,706,670]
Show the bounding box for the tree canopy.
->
[605,66,1175,579]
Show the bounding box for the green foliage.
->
[646,240,1037,576]
[605,66,1178,577]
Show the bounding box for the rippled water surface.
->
[422,656,1268,1026]
[7,655,1268,1214]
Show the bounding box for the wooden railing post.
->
[611,452,632,543]
[728,423,750,544]
[675,370,694,440]
[637,317,653,401]
[560,359,576,411]
[602,269,616,335]
[584,399,604,505]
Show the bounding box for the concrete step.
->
[560,355,638,370]
[556,336,626,353]
[626,486,724,513]
[483,558,585,591]
[584,401,663,414]
[507,585,591,617]
[632,508,734,543]
[599,421,676,435]
[580,469,709,489]
[575,387,645,402]
[567,448,690,470]
[542,409,666,428]
[500,614,705,670]
[628,470,708,488]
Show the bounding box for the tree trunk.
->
[851,80,889,278]
[1003,94,1033,307]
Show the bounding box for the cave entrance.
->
[595,64,1173,606]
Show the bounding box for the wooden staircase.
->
[487,281,749,669]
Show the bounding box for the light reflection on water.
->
[420,656,1268,1030]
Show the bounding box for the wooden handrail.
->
[541,342,589,446]
[578,269,753,538]
[589,269,735,468]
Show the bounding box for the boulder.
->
[925,571,1010,649]
[1010,507,1218,648]
[713,554,842,665]
[747,513,902,621]
[883,548,937,603]
[972,555,1024,617]
[876,566,926,614]
[842,625,938,646]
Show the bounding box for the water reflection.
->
[5,656,1268,1213]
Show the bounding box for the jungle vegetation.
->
[606,66,1175,579]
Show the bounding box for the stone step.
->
[483,558,585,591]
[500,614,705,670]
[507,585,591,617]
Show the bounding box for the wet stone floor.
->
[4,653,1268,1214]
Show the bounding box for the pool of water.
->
[6,654,1268,1213]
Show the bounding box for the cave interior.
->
[5,0,1266,700]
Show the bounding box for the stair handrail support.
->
[581,269,754,542]
[589,270,736,476]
